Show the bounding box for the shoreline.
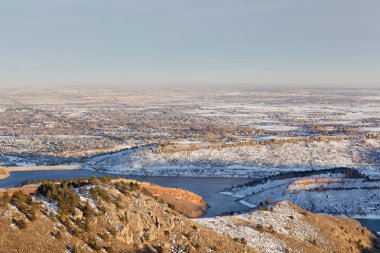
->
[0,165,81,180]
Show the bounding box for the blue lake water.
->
[0,169,252,217]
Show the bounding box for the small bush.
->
[258,206,267,211]
[141,188,155,198]
[81,202,95,218]
[38,182,80,216]
[0,192,10,206]
[108,227,117,237]
[256,224,264,232]
[104,246,114,253]
[153,245,164,253]
[14,218,27,229]
[56,230,63,239]
[268,225,276,233]
[91,186,112,203]
[88,237,101,251]
[233,237,247,244]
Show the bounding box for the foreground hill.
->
[0,177,252,253]
[0,177,378,253]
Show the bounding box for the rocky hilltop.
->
[0,177,251,253]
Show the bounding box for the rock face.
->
[195,201,380,253]
[287,178,347,192]
[0,178,254,253]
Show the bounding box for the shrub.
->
[258,206,267,211]
[71,246,79,253]
[38,182,80,216]
[83,218,90,232]
[104,246,114,253]
[114,182,139,194]
[108,227,117,237]
[153,245,164,253]
[91,186,112,203]
[81,202,95,217]
[0,192,10,206]
[88,237,101,251]
[113,195,124,209]
[356,239,364,249]
[256,224,264,232]
[10,191,38,221]
[167,203,175,210]
[233,237,247,244]
[99,176,113,183]
[56,230,63,239]
[141,188,155,198]
[14,218,27,229]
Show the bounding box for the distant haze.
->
[0,0,379,88]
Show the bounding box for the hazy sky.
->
[0,0,379,87]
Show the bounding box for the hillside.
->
[0,177,252,253]
[98,138,380,178]
[195,201,380,253]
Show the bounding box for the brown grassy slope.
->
[283,203,380,253]
[0,179,255,253]
[0,178,208,218]
[197,201,380,253]
[111,178,208,218]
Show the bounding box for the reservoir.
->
[0,169,252,217]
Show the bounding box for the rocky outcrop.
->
[287,178,347,192]
[111,178,208,218]
[153,135,375,154]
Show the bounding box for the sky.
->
[0,0,379,88]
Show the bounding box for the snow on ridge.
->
[194,202,327,253]
[93,139,380,178]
